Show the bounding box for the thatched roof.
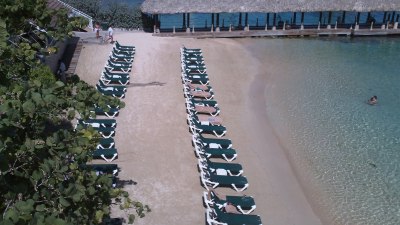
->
[141,0,400,14]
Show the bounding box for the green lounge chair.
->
[98,80,127,92]
[206,206,262,225]
[194,145,237,162]
[187,105,220,117]
[184,83,213,92]
[92,106,119,118]
[115,41,135,50]
[105,61,131,73]
[184,71,209,77]
[97,87,126,99]
[76,123,115,138]
[78,118,117,128]
[198,158,243,176]
[200,171,249,192]
[186,64,206,70]
[96,84,127,93]
[100,75,130,86]
[97,138,115,149]
[84,163,119,175]
[112,50,134,58]
[185,67,206,74]
[186,98,218,107]
[182,74,209,85]
[182,47,202,53]
[192,133,232,149]
[93,148,118,162]
[109,56,133,64]
[108,59,132,66]
[184,88,214,100]
[183,57,204,64]
[203,190,256,214]
[110,52,134,62]
[104,68,130,77]
[183,52,202,58]
[113,47,135,56]
[188,117,227,137]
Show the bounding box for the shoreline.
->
[75,32,324,225]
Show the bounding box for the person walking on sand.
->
[107,24,114,43]
[94,22,101,39]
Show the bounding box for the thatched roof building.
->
[141,0,400,14]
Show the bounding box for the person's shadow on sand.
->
[115,179,137,188]
[130,81,166,87]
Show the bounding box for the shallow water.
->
[246,37,400,225]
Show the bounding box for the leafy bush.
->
[29,65,56,85]
[0,0,149,224]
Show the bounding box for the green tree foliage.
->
[0,0,149,224]
[63,0,143,29]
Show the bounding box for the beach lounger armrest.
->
[214,130,226,138]
[222,154,237,162]
[237,205,256,215]
[232,183,249,192]
[101,153,118,162]
[227,169,243,176]
[203,191,214,209]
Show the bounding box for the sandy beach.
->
[75,32,323,225]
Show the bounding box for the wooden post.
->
[238,13,242,28]
[318,21,320,30]
[211,24,213,32]
[319,12,322,24]
[283,21,286,30]
[187,13,190,28]
[266,13,270,27]
[383,12,387,24]
[328,11,332,25]
[391,11,396,23]
[370,22,373,30]
[154,14,158,33]
[216,13,220,27]
[301,12,304,24]
[273,13,276,27]
[183,13,186,28]
[293,12,297,24]
[173,26,175,34]
[211,13,214,27]
[342,11,346,24]
[229,24,232,32]
[245,13,249,27]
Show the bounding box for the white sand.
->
[75,32,323,225]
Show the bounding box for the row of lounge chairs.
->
[97,41,136,99]
[77,42,135,164]
[180,47,262,225]
[75,42,135,225]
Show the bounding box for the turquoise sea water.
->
[250,38,400,225]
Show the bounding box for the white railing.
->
[56,0,94,29]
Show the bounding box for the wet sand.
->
[75,31,323,225]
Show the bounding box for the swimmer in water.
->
[368,95,377,105]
